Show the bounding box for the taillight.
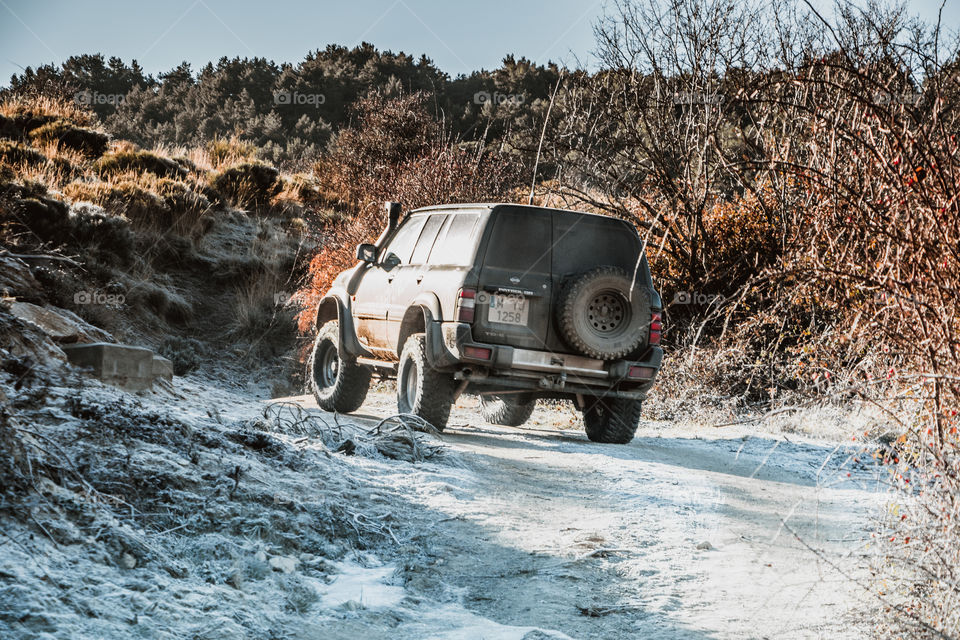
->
[456,288,476,323]
[628,366,656,379]
[649,311,662,345]
[463,346,492,360]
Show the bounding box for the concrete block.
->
[62,342,157,391]
[152,355,174,381]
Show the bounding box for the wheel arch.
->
[396,293,442,356]
[314,296,340,329]
[314,291,370,358]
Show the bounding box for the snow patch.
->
[317,561,406,609]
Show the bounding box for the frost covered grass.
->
[0,367,450,639]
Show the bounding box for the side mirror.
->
[356,243,377,263]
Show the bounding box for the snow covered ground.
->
[1,374,885,639]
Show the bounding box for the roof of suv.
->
[408,202,621,222]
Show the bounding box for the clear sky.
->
[0,0,957,85]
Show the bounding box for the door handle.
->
[416,274,424,284]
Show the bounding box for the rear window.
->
[409,214,446,265]
[483,208,552,272]
[552,213,641,276]
[428,213,480,266]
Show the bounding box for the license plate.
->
[488,294,528,326]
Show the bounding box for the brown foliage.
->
[296,93,525,330]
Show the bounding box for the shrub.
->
[95,150,188,179]
[128,281,194,324]
[157,336,205,374]
[270,173,330,218]
[0,140,48,168]
[209,162,280,209]
[154,178,211,219]
[0,184,134,264]
[63,180,168,228]
[67,203,136,264]
[28,120,109,157]
[0,114,19,140]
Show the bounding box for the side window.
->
[428,213,480,266]
[409,214,447,265]
[383,216,426,264]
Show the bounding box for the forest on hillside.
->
[2,46,562,166]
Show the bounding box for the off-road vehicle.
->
[308,202,663,444]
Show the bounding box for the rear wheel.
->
[479,393,537,427]
[397,333,456,430]
[582,397,642,444]
[308,321,371,413]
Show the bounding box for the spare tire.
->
[556,266,649,360]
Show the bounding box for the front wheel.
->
[582,397,642,444]
[397,333,456,430]
[308,321,371,413]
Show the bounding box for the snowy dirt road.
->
[288,390,885,640]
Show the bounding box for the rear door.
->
[545,211,644,352]
[385,213,447,350]
[472,207,553,350]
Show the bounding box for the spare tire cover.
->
[556,266,649,359]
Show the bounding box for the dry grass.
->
[0,95,95,129]
[209,162,281,209]
[62,174,211,236]
[95,149,188,179]
[27,119,109,158]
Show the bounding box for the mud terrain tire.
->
[582,397,642,444]
[479,393,537,427]
[397,333,456,430]
[308,321,371,413]
[557,266,649,359]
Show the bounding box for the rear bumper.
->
[427,321,662,400]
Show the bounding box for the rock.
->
[269,556,299,574]
[696,541,714,551]
[8,301,112,343]
[0,255,41,300]
[1,307,67,369]
[120,552,137,569]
